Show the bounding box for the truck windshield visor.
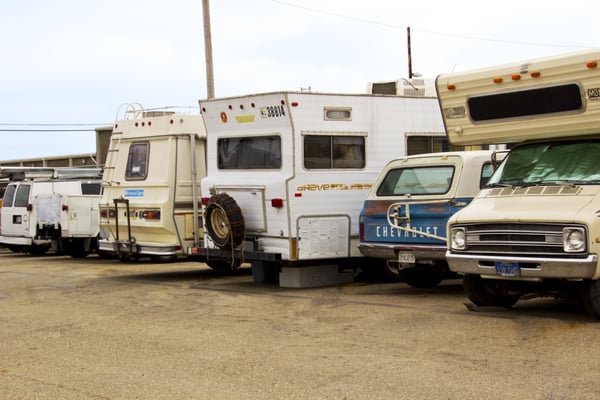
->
[488,140,600,186]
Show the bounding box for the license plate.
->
[495,262,521,277]
[398,252,416,264]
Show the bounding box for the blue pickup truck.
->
[358,150,498,287]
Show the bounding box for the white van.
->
[358,150,497,286]
[98,106,207,262]
[188,87,451,286]
[0,167,102,256]
[437,49,600,317]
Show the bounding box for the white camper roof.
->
[436,49,600,145]
[0,167,102,181]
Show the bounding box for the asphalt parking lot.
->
[1,249,600,399]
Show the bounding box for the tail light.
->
[359,216,365,241]
[140,210,161,220]
[100,208,117,218]
[271,198,284,208]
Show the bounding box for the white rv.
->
[437,49,600,318]
[188,87,452,286]
[98,106,207,262]
[0,167,102,257]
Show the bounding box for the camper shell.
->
[189,87,450,286]
[0,167,102,256]
[98,106,207,262]
[358,150,496,286]
[436,49,600,317]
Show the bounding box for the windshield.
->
[487,140,600,186]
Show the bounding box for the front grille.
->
[457,223,587,257]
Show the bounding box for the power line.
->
[0,123,111,126]
[0,129,99,132]
[272,0,593,49]
[0,122,112,132]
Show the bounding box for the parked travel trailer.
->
[358,150,497,286]
[98,106,207,262]
[0,167,102,257]
[437,49,600,317]
[188,86,453,286]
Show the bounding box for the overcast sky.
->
[1,0,598,160]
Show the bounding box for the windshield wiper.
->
[485,182,512,188]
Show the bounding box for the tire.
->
[64,239,90,258]
[368,258,403,282]
[463,274,521,308]
[28,244,50,256]
[402,270,444,288]
[205,193,245,250]
[150,255,177,263]
[7,245,24,253]
[580,280,600,319]
[206,259,242,270]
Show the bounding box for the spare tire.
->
[205,193,245,250]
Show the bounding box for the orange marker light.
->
[587,61,598,69]
[493,77,503,84]
[447,84,456,90]
[511,74,521,81]
[530,71,541,78]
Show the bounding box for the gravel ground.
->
[1,249,599,399]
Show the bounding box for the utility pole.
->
[407,26,413,79]
[202,0,215,99]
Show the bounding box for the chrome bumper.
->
[98,239,177,257]
[358,242,446,260]
[446,251,598,279]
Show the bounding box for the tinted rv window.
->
[14,185,31,207]
[81,182,102,195]
[125,142,149,180]
[376,166,454,196]
[407,136,463,155]
[3,184,16,207]
[217,136,281,169]
[304,135,365,169]
[468,84,583,122]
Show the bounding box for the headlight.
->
[564,227,585,252]
[451,227,466,250]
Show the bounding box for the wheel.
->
[28,244,50,255]
[63,239,90,258]
[205,193,245,250]
[206,259,242,270]
[402,270,444,288]
[150,255,177,263]
[368,258,403,282]
[117,252,139,262]
[463,274,521,308]
[7,245,24,253]
[580,280,600,319]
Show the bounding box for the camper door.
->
[1,183,32,238]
